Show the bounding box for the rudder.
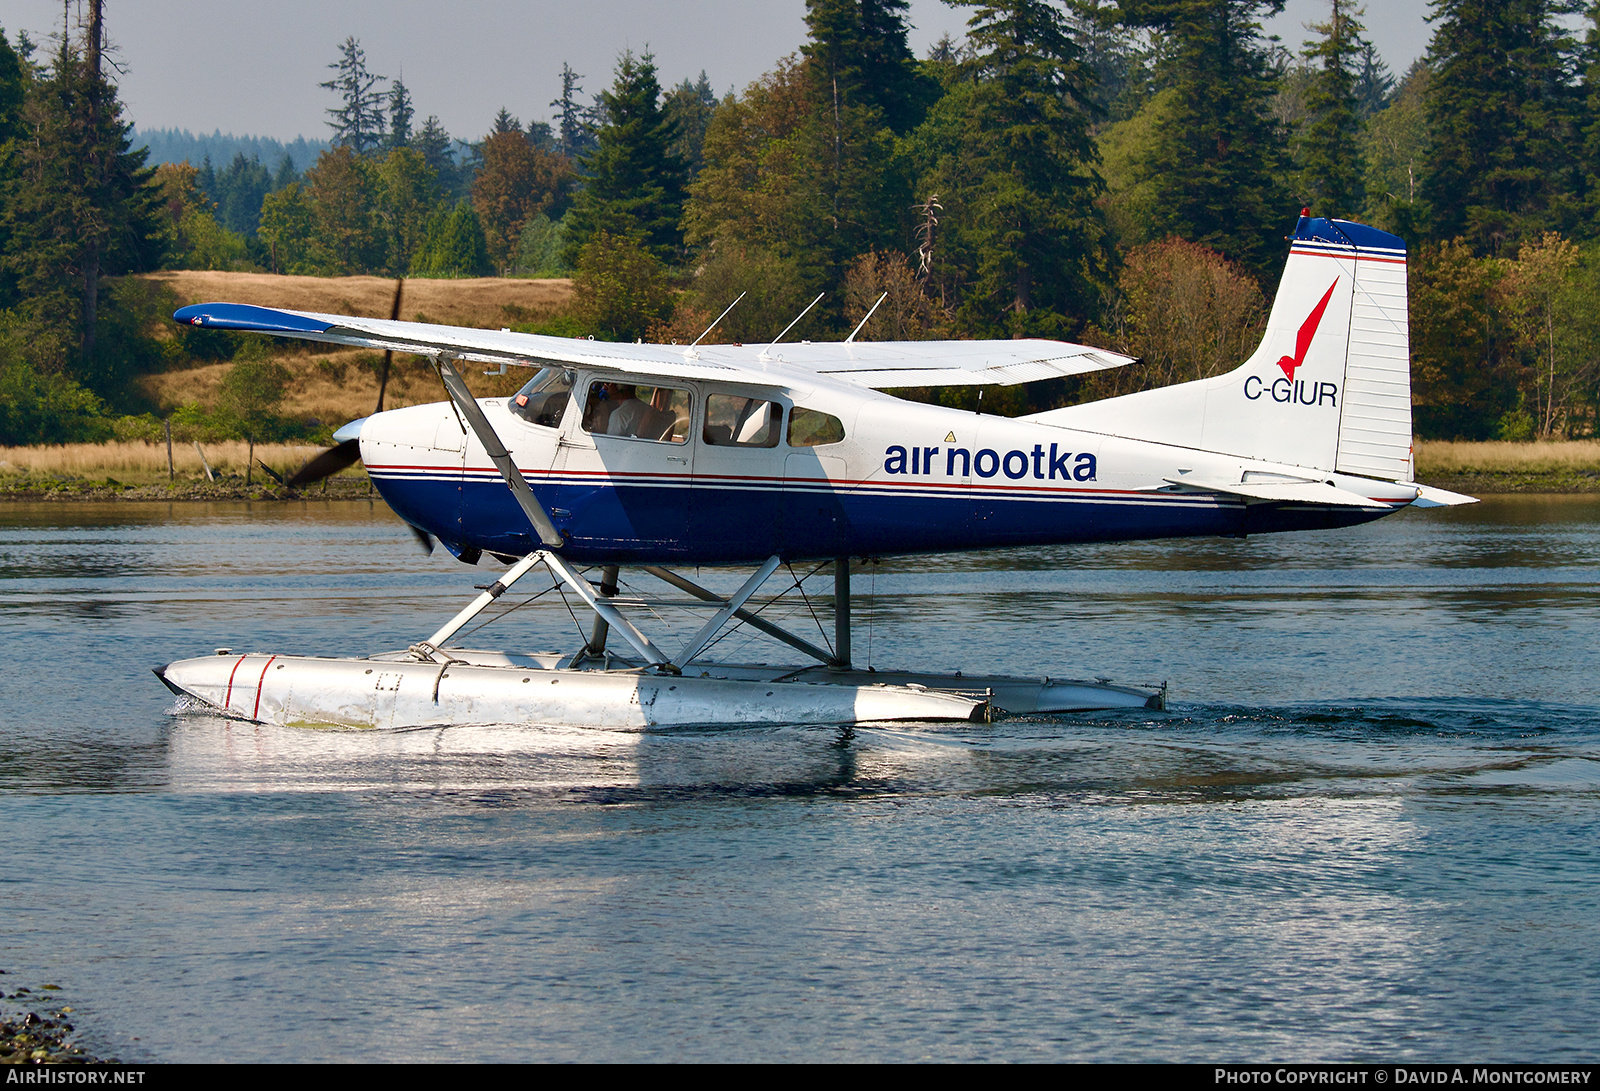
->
[1028,215,1414,483]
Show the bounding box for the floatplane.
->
[155,213,1473,729]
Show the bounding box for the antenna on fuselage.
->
[690,291,746,347]
[771,293,825,344]
[845,292,888,343]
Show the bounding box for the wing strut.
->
[431,353,564,549]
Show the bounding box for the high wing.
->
[172,303,1135,389]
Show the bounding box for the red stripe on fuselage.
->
[1288,248,1406,265]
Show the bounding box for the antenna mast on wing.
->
[845,292,888,344]
[689,291,746,347]
[771,293,825,344]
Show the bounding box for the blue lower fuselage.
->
[372,469,1398,565]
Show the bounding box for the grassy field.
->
[135,349,533,424]
[144,271,573,328]
[137,271,573,422]
[1414,439,1600,492]
[0,440,346,482]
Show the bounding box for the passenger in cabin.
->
[605,385,651,437]
[582,382,624,434]
[640,387,681,442]
[583,382,686,442]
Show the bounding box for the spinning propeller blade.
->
[283,279,404,490]
[374,278,403,414]
[285,437,361,488]
[406,524,436,555]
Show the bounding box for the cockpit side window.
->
[787,406,846,447]
[582,381,691,444]
[508,366,574,429]
[704,394,781,448]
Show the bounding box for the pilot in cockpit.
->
[604,385,651,437]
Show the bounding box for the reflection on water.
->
[2,496,1599,1061]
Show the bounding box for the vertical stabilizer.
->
[1028,215,1414,482]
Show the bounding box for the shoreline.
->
[1,978,114,1065]
[0,475,379,502]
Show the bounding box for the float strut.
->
[585,565,620,657]
[641,565,839,667]
[418,550,547,657]
[834,557,851,668]
[672,555,782,670]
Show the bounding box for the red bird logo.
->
[1278,279,1339,381]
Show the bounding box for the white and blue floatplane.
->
[156,213,1474,729]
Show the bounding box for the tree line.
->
[5,0,1600,447]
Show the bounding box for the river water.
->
[1,496,1597,1062]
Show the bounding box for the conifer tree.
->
[207,152,273,237]
[1296,0,1366,218]
[663,72,718,177]
[0,7,164,385]
[321,37,387,156]
[562,51,687,265]
[1424,0,1582,252]
[933,0,1110,336]
[1352,39,1394,119]
[386,79,414,150]
[491,107,521,136]
[0,25,22,148]
[413,115,458,196]
[551,63,592,158]
[802,0,928,135]
[1118,0,1289,280]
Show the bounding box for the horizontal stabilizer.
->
[1158,477,1390,508]
[1410,483,1479,507]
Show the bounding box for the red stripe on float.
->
[224,655,247,710]
[253,655,278,721]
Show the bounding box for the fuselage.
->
[361,371,1415,565]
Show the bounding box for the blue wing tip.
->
[172,303,334,335]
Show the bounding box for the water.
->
[2,495,1598,1061]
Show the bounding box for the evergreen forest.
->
[4,0,1600,447]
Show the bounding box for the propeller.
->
[287,277,405,490]
[374,276,403,412]
[285,437,360,488]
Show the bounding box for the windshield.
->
[508,367,573,429]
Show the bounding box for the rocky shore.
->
[1420,468,1600,494]
[0,473,379,502]
[0,978,114,1065]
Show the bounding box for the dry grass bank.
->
[133,271,571,421]
[135,348,532,422]
[1414,439,1600,473]
[1414,439,1600,492]
[0,440,361,484]
[142,271,573,328]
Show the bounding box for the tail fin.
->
[1030,215,1415,482]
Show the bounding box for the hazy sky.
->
[2,1,1435,142]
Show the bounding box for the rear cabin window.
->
[582,381,691,444]
[704,394,781,448]
[787,406,846,447]
[508,367,573,429]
